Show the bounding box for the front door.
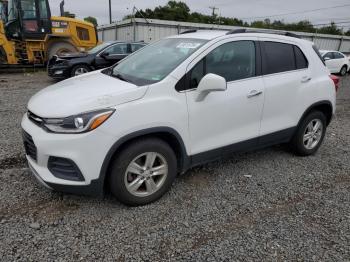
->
[95,43,130,69]
[185,39,264,160]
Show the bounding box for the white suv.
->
[22,30,337,206]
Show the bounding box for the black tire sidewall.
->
[292,111,327,156]
[340,66,347,76]
[109,138,177,206]
[71,65,90,77]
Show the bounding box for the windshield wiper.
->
[113,73,132,84]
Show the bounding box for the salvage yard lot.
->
[0,71,349,260]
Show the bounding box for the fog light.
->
[54,70,64,75]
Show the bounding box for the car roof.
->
[104,41,146,44]
[168,30,311,44]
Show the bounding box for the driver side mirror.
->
[196,73,227,102]
[324,57,331,61]
[101,51,110,58]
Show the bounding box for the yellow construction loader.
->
[0,0,98,67]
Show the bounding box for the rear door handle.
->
[301,76,312,83]
[247,90,263,98]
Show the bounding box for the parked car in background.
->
[320,50,349,76]
[47,41,147,80]
[23,30,337,206]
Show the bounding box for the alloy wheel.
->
[74,67,89,76]
[124,152,168,197]
[303,119,323,150]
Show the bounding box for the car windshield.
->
[88,42,113,54]
[0,1,7,22]
[7,0,18,21]
[111,38,208,86]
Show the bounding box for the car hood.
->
[28,71,148,118]
[57,52,89,59]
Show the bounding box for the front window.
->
[21,0,37,19]
[105,43,128,55]
[87,42,113,54]
[0,1,7,22]
[7,0,18,21]
[112,38,208,86]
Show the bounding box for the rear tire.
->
[340,65,347,76]
[290,111,327,156]
[109,138,177,206]
[48,42,77,59]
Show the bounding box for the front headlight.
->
[43,109,115,134]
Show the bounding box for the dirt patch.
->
[0,154,27,170]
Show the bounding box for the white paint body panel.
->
[22,32,336,189]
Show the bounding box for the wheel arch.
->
[99,127,190,193]
[298,100,333,128]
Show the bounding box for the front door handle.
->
[247,90,263,98]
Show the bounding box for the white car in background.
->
[320,50,349,76]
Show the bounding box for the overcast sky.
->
[49,0,350,30]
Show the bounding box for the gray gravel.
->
[0,72,349,261]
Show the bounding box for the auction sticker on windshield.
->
[176,42,202,49]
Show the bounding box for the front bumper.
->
[47,64,71,79]
[21,113,116,197]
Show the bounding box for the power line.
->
[239,4,350,20]
[312,21,350,27]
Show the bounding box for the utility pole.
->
[109,0,112,24]
[209,6,219,17]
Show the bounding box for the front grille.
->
[22,130,37,161]
[48,157,85,181]
[27,111,44,127]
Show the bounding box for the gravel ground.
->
[0,72,349,261]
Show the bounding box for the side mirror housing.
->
[196,73,227,101]
[324,57,331,61]
[101,51,109,58]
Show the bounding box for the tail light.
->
[330,75,340,92]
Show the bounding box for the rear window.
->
[334,52,345,59]
[294,46,308,69]
[312,45,326,65]
[263,42,296,74]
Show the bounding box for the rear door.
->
[259,39,311,139]
[185,38,265,159]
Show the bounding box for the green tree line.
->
[125,1,350,36]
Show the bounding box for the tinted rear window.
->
[263,42,296,74]
[294,46,308,69]
[333,52,344,59]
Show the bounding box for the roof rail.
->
[180,29,197,34]
[226,29,301,38]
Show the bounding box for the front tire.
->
[290,111,327,156]
[71,64,91,77]
[109,138,177,206]
[340,65,347,76]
